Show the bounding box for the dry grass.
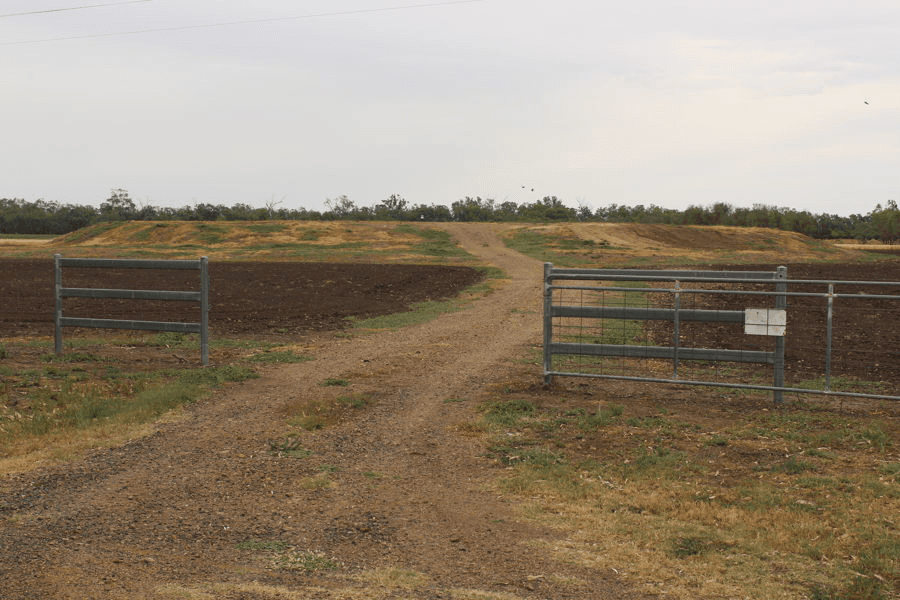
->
[477,373,900,599]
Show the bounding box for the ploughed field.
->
[660,260,900,388]
[3,257,900,387]
[0,259,484,337]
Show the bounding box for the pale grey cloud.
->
[1,0,897,215]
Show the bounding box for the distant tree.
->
[409,203,452,221]
[576,203,593,222]
[451,197,496,222]
[518,196,575,221]
[375,194,408,220]
[871,201,900,244]
[323,195,358,219]
[99,188,136,221]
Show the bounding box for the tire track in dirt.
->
[0,224,653,599]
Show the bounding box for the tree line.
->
[1,189,898,243]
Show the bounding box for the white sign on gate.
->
[744,308,786,336]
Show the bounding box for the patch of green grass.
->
[771,456,816,475]
[59,221,120,244]
[298,227,323,241]
[705,434,730,447]
[338,392,374,408]
[0,233,57,240]
[630,446,687,473]
[176,365,258,386]
[503,229,623,268]
[146,332,198,349]
[577,404,623,430]
[481,398,536,427]
[321,377,349,387]
[808,577,892,600]
[395,224,475,260]
[347,271,491,332]
[2,374,210,443]
[670,535,730,559]
[193,222,228,245]
[41,352,102,363]
[243,223,287,234]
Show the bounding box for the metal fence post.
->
[543,262,553,385]
[673,280,681,379]
[825,283,834,391]
[200,256,209,367]
[773,265,788,403]
[54,254,63,355]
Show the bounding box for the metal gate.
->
[543,262,900,402]
[54,255,210,366]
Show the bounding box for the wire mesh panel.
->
[544,262,900,402]
[543,263,786,398]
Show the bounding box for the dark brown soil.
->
[0,260,485,337]
[673,261,900,388]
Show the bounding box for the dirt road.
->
[0,224,651,599]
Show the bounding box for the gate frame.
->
[543,262,787,401]
[54,255,209,366]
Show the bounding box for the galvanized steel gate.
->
[543,262,900,402]
[54,255,209,365]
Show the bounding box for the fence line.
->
[543,262,900,403]
[54,255,209,366]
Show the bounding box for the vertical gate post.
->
[672,280,681,379]
[543,262,553,385]
[773,266,788,403]
[825,283,834,391]
[200,256,209,366]
[54,254,63,355]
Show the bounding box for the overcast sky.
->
[2,0,898,216]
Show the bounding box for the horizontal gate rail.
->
[54,254,209,365]
[544,262,788,401]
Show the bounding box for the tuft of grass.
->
[577,403,623,430]
[321,377,349,387]
[177,365,258,386]
[147,332,197,349]
[670,535,731,559]
[338,392,374,409]
[772,456,816,475]
[481,398,536,427]
[269,435,312,458]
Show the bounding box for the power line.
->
[0,0,151,19]
[1,0,484,45]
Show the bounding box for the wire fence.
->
[543,263,900,402]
